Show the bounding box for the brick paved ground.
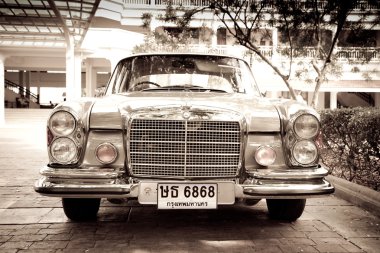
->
[0,109,379,253]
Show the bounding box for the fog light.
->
[96,143,118,164]
[293,140,318,165]
[255,146,276,166]
[50,137,77,164]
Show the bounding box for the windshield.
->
[106,54,260,95]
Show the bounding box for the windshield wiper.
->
[141,85,228,93]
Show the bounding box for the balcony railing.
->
[148,44,380,62]
[336,47,380,61]
[122,0,379,10]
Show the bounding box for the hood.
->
[89,92,281,132]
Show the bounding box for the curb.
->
[327,175,380,216]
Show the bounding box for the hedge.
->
[320,107,380,191]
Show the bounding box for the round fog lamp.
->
[50,137,77,164]
[293,140,318,165]
[255,146,276,166]
[96,143,118,164]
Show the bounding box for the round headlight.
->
[49,111,76,136]
[255,145,276,166]
[292,140,318,165]
[50,137,78,164]
[293,114,319,139]
[96,143,118,164]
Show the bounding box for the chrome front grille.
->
[129,119,241,178]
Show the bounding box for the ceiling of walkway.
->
[0,0,101,48]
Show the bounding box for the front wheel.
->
[62,198,101,221]
[266,199,306,221]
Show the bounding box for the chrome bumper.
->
[34,166,334,199]
[34,167,135,198]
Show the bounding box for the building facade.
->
[1,0,380,121]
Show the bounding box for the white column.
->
[65,36,82,101]
[375,93,380,108]
[211,19,218,46]
[85,59,97,97]
[317,92,325,110]
[307,92,313,105]
[330,92,337,109]
[0,54,5,126]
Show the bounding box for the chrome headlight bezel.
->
[292,140,318,165]
[49,137,79,164]
[49,110,77,136]
[293,113,320,140]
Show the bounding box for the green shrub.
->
[320,107,380,191]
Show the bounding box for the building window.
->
[217,27,227,45]
[338,29,377,47]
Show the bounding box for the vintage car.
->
[35,53,334,221]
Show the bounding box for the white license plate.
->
[157,183,218,209]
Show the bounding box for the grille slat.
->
[129,119,241,178]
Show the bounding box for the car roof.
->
[121,52,246,62]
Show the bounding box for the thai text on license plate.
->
[157,183,218,209]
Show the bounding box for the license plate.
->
[157,183,218,209]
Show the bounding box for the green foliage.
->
[320,107,380,191]
[132,30,192,54]
[141,13,153,29]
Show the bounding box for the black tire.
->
[266,199,306,221]
[244,199,261,206]
[62,198,101,221]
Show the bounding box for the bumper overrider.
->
[34,165,334,202]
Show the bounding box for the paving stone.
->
[312,237,354,245]
[0,241,32,250]
[340,243,365,253]
[38,228,72,235]
[29,240,69,250]
[279,231,307,238]
[307,231,342,238]
[9,234,47,242]
[278,244,319,253]
[252,245,283,253]
[18,250,57,253]
[314,243,349,252]
[45,233,72,241]
[94,240,129,248]
[0,235,11,243]
[0,225,24,230]
[66,239,96,249]
[9,228,41,236]
[279,237,316,245]
[23,224,50,229]
[0,249,18,253]
[348,237,380,253]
